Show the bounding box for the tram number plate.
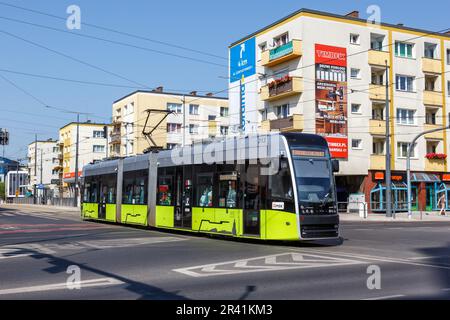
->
[272,202,285,210]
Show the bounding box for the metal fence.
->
[8,197,77,207]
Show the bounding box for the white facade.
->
[228,9,450,176]
[27,140,59,193]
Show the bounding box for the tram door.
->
[98,182,107,220]
[174,166,192,229]
[243,164,260,236]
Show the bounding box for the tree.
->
[0,182,5,201]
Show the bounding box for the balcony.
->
[370,154,386,170]
[425,158,446,172]
[110,132,121,145]
[263,114,304,132]
[261,40,302,67]
[422,57,441,74]
[424,124,444,140]
[368,50,390,66]
[423,90,443,106]
[261,77,303,101]
[369,84,388,101]
[369,120,386,136]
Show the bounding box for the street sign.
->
[51,179,61,185]
[37,184,45,190]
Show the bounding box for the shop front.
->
[364,171,445,213]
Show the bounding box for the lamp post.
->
[407,120,450,218]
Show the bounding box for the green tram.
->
[81,132,340,241]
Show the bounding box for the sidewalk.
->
[340,211,450,222]
[0,203,80,213]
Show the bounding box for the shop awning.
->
[410,173,440,183]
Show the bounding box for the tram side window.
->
[122,170,148,205]
[90,180,98,203]
[83,178,91,203]
[268,159,294,211]
[99,174,117,204]
[123,172,135,205]
[197,173,214,207]
[158,176,173,206]
[218,174,237,208]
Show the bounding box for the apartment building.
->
[228,8,450,212]
[59,121,111,196]
[27,139,60,197]
[111,88,229,156]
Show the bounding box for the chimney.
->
[397,23,404,26]
[346,10,359,18]
[153,86,163,92]
[190,91,197,96]
[206,92,214,97]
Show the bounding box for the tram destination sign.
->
[292,150,325,157]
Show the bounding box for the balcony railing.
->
[424,124,444,140]
[110,133,121,145]
[261,77,303,101]
[369,120,386,136]
[423,90,443,106]
[370,154,386,170]
[422,57,441,74]
[369,84,387,101]
[261,40,302,67]
[368,50,390,66]
[261,114,304,132]
[425,158,446,172]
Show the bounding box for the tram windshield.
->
[293,157,334,205]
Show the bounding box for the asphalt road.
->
[0,205,449,300]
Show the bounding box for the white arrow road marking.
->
[0,278,123,296]
[174,253,363,277]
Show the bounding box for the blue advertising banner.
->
[230,37,256,83]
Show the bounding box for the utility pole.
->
[385,60,393,218]
[182,95,186,147]
[34,134,37,205]
[73,114,80,208]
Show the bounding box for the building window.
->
[395,42,414,58]
[189,124,199,134]
[426,110,437,125]
[220,107,229,117]
[396,108,415,125]
[275,104,289,119]
[93,131,105,138]
[372,106,384,120]
[273,33,289,47]
[93,145,105,153]
[220,126,229,136]
[351,104,361,114]
[370,33,385,51]
[350,68,361,79]
[167,103,182,113]
[350,33,360,45]
[208,115,217,121]
[189,104,199,115]
[448,81,450,96]
[167,123,181,133]
[424,43,437,59]
[395,75,414,92]
[447,49,450,65]
[352,139,362,149]
[397,142,415,158]
[373,141,384,155]
[167,143,179,150]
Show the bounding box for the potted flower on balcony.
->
[425,153,448,160]
[268,75,292,91]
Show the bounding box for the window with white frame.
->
[396,108,415,125]
[397,142,416,158]
[351,104,361,114]
[373,140,384,155]
[273,33,289,47]
[352,139,362,149]
[167,103,182,113]
[424,43,437,59]
[448,81,450,96]
[189,124,199,134]
[395,42,414,58]
[350,33,360,45]
[275,104,289,119]
[220,107,229,117]
[220,126,229,136]
[93,130,105,138]
[189,104,199,115]
[350,68,361,79]
[93,145,105,153]
[395,75,415,92]
[447,49,450,65]
[167,123,181,133]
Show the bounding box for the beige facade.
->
[111,88,229,157]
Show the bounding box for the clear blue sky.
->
[1,0,449,160]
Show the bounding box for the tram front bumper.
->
[299,214,340,240]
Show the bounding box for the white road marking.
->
[290,248,450,271]
[362,295,405,300]
[174,252,364,277]
[408,255,449,260]
[0,277,123,296]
